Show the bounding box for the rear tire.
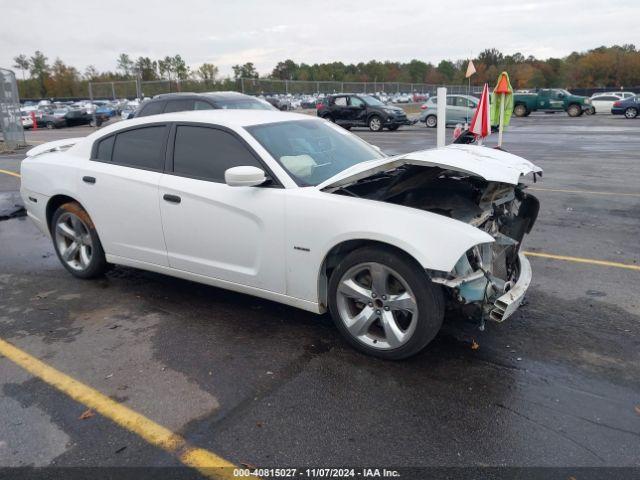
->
[51,202,108,279]
[625,107,638,119]
[513,104,528,117]
[567,104,581,117]
[328,246,444,360]
[425,115,437,128]
[46,121,55,129]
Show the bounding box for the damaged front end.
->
[426,180,539,323]
[324,149,541,325]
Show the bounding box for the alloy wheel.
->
[336,262,418,350]
[54,212,93,271]
[625,108,638,119]
[369,117,382,131]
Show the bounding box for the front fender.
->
[284,189,493,304]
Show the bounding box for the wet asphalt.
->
[0,113,639,474]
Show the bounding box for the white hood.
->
[318,144,542,190]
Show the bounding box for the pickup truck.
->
[513,89,591,117]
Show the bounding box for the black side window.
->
[140,102,164,116]
[173,126,262,182]
[96,135,115,161]
[164,99,195,113]
[112,126,168,170]
[194,100,214,110]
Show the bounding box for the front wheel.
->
[368,115,383,132]
[328,247,444,360]
[584,106,595,115]
[567,104,581,117]
[425,115,437,128]
[625,107,638,119]
[51,202,108,279]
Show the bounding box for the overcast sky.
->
[1,0,637,77]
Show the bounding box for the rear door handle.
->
[163,194,181,204]
[82,176,96,184]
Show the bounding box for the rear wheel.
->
[567,104,581,117]
[51,202,108,279]
[368,115,383,132]
[328,247,444,360]
[425,115,437,128]
[46,121,55,129]
[513,104,528,117]
[624,107,638,119]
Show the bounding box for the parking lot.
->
[1,113,639,476]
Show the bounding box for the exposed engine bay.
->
[326,164,540,323]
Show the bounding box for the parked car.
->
[513,89,591,117]
[317,94,412,131]
[264,95,291,111]
[611,95,639,118]
[64,108,109,127]
[134,92,276,118]
[41,109,69,129]
[20,110,34,129]
[20,110,541,360]
[588,93,623,114]
[419,94,478,128]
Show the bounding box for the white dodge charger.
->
[20,110,542,359]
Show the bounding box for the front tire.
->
[625,107,638,119]
[51,202,108,279]
[425,115,437,128]
[368,115,383,132]
[328,247,444,360]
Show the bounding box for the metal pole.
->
[111,82,116,100]
[316,81,319,93]
[285,80,288,94]
[136,76,142,100]
[88,83,97,128]
[240,77,245,93]
[437,87,446,148]
[341,82,344,93]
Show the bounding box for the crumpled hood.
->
[318,144,542,190]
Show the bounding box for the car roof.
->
[151,91,256,101]
[100,109,315,133]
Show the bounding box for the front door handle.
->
[163,194,181,204]
[82,176,96,184]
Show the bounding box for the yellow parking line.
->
[529,187,640,198]
[524,251,640,271]
[0,168,20,178]
[0,338,238,480]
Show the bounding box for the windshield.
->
[247,119,384,186]
[361,95,386,107]
[216,99,275,111]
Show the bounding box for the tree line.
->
[12,44,640,99]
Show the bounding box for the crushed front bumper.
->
[489,253,532,322]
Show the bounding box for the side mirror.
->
[225,166,266,187]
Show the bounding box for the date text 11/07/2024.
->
[232,468,401,478]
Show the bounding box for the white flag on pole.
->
[465,60,476,78]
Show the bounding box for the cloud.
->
[0,0,637,77]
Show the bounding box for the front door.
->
[348,96,368,125]
[158,124,286,293]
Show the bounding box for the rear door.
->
[331,96,350,124]
[158,123,286,292]
[77,124,170,266]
